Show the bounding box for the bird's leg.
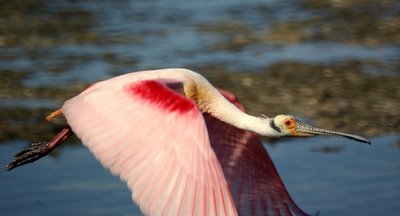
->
[46,108,63,121]
[6,127,73,171]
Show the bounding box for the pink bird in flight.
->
[7,68,370,216]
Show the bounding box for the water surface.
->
[1,135,399,216]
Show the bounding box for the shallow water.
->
[1,0,399,215]
[1,135,399,216]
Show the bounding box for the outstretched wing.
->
[205,89,309,216]
[62,80,237,216]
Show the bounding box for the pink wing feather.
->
[62,80,237,216]
[205,89,310,216]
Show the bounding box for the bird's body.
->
[7,68,370,216]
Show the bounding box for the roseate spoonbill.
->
[7,68,370,216]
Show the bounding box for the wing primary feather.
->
[211,188,218,216]
[192,181,199,216]
[143,150,176,214]
[175,174,191,215]
[218,186,228,216]
[236,152,245,214]
[256,159,269,214]
[163,170,188,215]
[203,185,208,216]
[154,159,182,215]
[140,151,172,203]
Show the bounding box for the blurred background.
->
[0,0,399,215]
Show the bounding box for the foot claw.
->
[6,127,73,171]
[7,141,52,171]
[13,142,48,157]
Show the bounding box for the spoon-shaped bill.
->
[295,122,371,144]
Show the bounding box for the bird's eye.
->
[284,119,295,128]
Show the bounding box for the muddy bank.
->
[196,61,399,137]
[196,0,400,52]
[1,61,398,142]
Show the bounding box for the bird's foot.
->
[6,127,73,171]
[6,141,53,171]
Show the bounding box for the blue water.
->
[2,0,398,89]
[1,135,399,216]
[0,142,141,216]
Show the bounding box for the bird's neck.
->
[183,73,270,135]
[211,101,269,135]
